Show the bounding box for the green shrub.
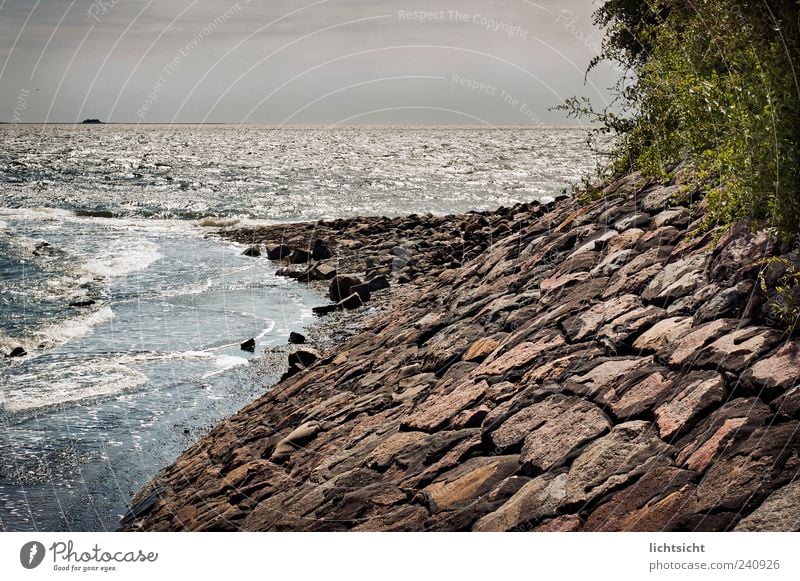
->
[567,0,800,237]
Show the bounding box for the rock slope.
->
[121,172,800,532]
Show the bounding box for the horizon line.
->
[0,121,588,128]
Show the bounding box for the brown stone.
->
[520,398,611,472]
[675,398,771,472]
[402,380,488,432]
[423,455,519,513]
[664,319,737,368]
[566,358,654,400]
[474,332,565,376]
[561,295,642,342]
[642,254,708,304]
[654,371,726,440]
[640,185,685,213]
[472,473,567,531]
[741,340,800,395]
[599,305,667,349]
[539,271,591,293]
[564,421,674,505]
[271,422,322,461]
[584,466,697,531]
[463,338,500,362]
[606,370,674,419]
[632,316,693,353]
[694,327,783,373]
[533,514,582,532]
[605,228,644,254]
[734,479,800,531]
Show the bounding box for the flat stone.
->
[605,228,644,254]
[472,473,567,531]
[566,358,654,400]
[555,251,601,275]
[693,422,800,515]
[663,319,737,367]
[675,398,771,472]
[694,327,783,373]
[652,208,690,229]
[533,514,582,532]
[463,338,501,363]
[734,479,800,531]
[741,340,800,395]
[474,332,565,376]
[423,455,519,513]
[635,226,683,251]
[654,371,726,440]
[565,421,673,505]
[402,380,488,432]
[271,422,322,461]
[352,505,429,532]
[640,185,684,212]
[614,213,650,230]
[693,280,755,323]
[602,246,671,298]
[642,254,708,305]
[520,398,611,472]
[584,466,697,531]
[599,306,667,350]
[710,221,778,283]
[539,271,591,293]
[606,370,673,419]
[307,263,337,281]
[569,230,618,257]
[633,316,693,353]
[488,395,609,462]
[561,295,642,342]
[365,431,429,471]
[522,346,605,384]
[590,249,636,277]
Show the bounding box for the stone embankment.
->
[121,171,800,531]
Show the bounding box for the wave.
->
[0,356,148,414]
[83,238,162,279]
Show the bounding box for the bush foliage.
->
[571,0,800,236]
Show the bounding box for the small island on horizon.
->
[81,118,103,124]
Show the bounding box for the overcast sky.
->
[0,0,617,124]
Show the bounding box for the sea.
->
[0,124,596,531]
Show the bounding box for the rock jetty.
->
[121,170,800,532]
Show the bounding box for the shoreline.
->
[121,174,800,532]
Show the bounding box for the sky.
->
[0,0,618,124]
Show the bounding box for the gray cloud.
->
[0,0,617,123]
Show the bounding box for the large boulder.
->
[329,275,364,302]
[265,244,291,260]
[312,239,333,260]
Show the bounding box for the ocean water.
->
[0,124,596,531]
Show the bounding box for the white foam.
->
[197,216,241,228]
[201,354,248,379]
[36,305,115,347]
[0,358,148,414]
[84,238,162,279]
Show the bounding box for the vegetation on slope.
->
[570,0,800,237]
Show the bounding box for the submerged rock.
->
[7,346,26,358]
